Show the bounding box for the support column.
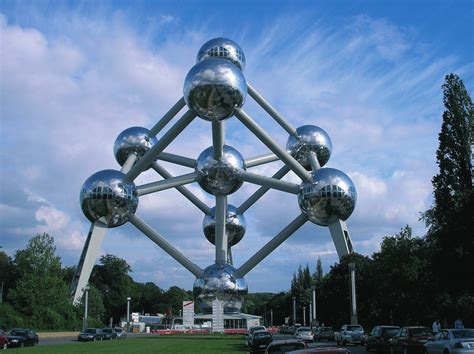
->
[349,262,358,324]
[292,296,296,325]
[312,287,317,325]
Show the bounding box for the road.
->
[37,332,149,346]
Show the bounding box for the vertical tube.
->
[309,303,313,325]
[303,306,306,327]
[212,121,225,160]
[292,296,296,325]
[215,195,228,264]
[270,309,273,327]
[312,287,317,324]
[127,297,131,332]
[84,287,89,330]
[349,263,358,324]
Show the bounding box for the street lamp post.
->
[83,284,90,331]
[126,297,131,332]
[303,306,306,326]
[312,286,317,325]
[270,309,273,327]
[292,296,296,325]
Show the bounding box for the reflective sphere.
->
[196,37,246,71]
[193,263,248,314]
[203,205,246,246]
[298,168,356,226]
[287,125,332,170]
[183,58,247,121]
[196,145,246,195]
[113,127,157,166]
[80,170,138,228]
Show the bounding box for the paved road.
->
[38,333,149,346]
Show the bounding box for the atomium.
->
[287,125,332,170]
[193,262,248,314]
[183,58,247,121]
[72,37,359,317]
[114,126,158,166]
[203,204,246,246]
[195,145,246,195]
[197,37,246,71]
[298,167,357,226]
[80,169,138,228]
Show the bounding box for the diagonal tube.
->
[157,152,196,168]
[235,213,307,278]
[247,83,297,136]
[237,165,291,214]
[151,162,210,214]
[121,154,138,174]
[125,110,196,182]
[129,214,202,277]
[235,109,311,182]
[308,151,321,171]
[149,97,186,136]
[245,153,279,168]
[238,170,300,194]
[137,172,199,196]
[212,121,225,159]
[215,195,228,264]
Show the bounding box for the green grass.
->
[7,334,249,353]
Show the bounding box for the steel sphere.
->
[196,37,246,71]
[193,263,248,314]
[113,126,157,166]
[287,125,332,170]
[298,168,357,226]
[195,145,246,195]
[203,204,246,246]
[80,170,138,228]
[183,58,247,121]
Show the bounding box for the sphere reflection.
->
[114,127,157,167]
[287,125,332,170]
[196,37,246,71]
[203,205,246,246]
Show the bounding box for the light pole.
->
[83,284,90,330]
[309,303,312,326]
[348,263,358,324]
[312,286,317,325]
[126,297,131,332]
[292,296,296,325]
[303,306,306,326]
[270,309,273,327]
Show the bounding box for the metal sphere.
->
[287,125,332,170]
[80,170,138,228]
[298,168,357,226]
[113,126,157,166]
[193,263,248,314]
[183,58,247,121]
[195,145,246,195]
[203,204,246,246]
[196,37,246,71]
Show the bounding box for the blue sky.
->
[1,0,473,293]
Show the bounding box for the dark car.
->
[7,328,39,348]
[390,326,433,354]
[249,330,273,352]
[102,328,117,340]
[314,327,335,341]
[289,348,351,354]
[0,330,7,350]
[78,328,104,341]
[247,326,267,346]
[265,339,307,353]
[114,327,127,339]
[366,326,400,352]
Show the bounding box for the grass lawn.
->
[7,334,249,353]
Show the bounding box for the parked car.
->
[6,329,39,348]
[314,327,336,341]
[249,330,273,352]
[247,326,267,346]
[265,339,307,353]
[336,324,365,345]
[102,328,118,340]
[296,327,314,342]
[114,327,127,339]
[78,328,104,341]
[288,348,351,354]
[424,328,474,354]
[390,326,432,354]
[366,326,400,352]
[0,330,7,350]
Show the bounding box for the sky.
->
[1,0,473,294]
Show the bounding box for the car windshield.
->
[452,329,474,339]
[384,329,400,336]
[347,326,363,331]
[10,330,27,336]
[103,329,112,333]
[255,332,271,339]
[250,326,265,333]
[115,328,123,333]
[84,328,96,334]
[410,328,432,336]
[298,327,311,332]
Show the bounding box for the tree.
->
[424,73,473,232]
[313,258,323,285]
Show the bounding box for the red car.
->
[390,326,433,354]
[0,330,7,350]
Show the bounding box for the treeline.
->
[248,74,474,329]
[0,234,193,330]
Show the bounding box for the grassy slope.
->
[6,334,248,353]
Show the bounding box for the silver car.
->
[424,329,474,354]
[295,327,314,342]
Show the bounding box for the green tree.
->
[313,258,323,285]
